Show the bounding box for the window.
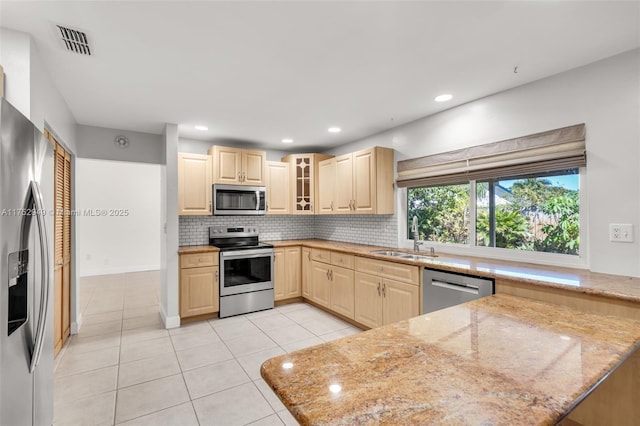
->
[407,184,470,244]
[407,169,580,256]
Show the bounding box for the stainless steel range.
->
[210,227,274,318]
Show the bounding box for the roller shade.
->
[397,124,586,188]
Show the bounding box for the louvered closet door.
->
[48,131,72,356]
[62,150,71,340]
[53,141,64,355]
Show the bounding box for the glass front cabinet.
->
[282,154,333,214]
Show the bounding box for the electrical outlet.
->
[609,224,634,243]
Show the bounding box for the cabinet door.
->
[289,155,314,214]
[301,247,312,299]
[353,148,376,213]
[382,278,419,325]
[274,248,286,301]
[318,158,335,214]
[354,272,383,329]
[243,149,266,185]
[178,153,212,215]
[266,161,290,214]
[213,146,242,184]
[284,247,302,298]
[180,266,218,318]
[311,261,331,308]
[330,266,355,320]
[334,153,354,213]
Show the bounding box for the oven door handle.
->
[221,249,274,260]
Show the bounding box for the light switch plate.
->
[609,224,634,243]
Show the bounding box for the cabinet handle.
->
[209,201,212,212]
[377,282,381,296]
[330,201,333,211]
[215,270,219,280]
[307,252,311,261]
[382,283,386,297]
[326,269,330,279]
[329,270,333,280]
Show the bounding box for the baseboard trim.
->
[159,303,180,329]
[70,313,83,334]
[79,264,161,277]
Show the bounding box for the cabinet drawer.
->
[331,252,355,269]
[355,257,419,285]
[180,252,218,268]
[311,248,331,264]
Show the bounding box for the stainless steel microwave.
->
[212,184,266,215]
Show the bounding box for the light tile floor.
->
[53,271,362,426]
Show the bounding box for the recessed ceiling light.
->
[434,94,453,102]
[194,125,208,131]
[282,138,294,144]
[328,127,341,133]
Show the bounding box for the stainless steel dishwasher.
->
[422,268,494,314]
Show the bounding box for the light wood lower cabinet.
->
[311,260,332,308]
[301,251,419,327]
[274,246,302,301]
[301,247,312,299]
[179,253,219,318]
[309,250,355,320]
[330,265,355,319]
[354,272,419,328]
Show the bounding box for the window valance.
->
[396,124,586,188]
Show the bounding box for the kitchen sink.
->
[369,250,408,257]
[369,250,437,260]
[398,254,435,261]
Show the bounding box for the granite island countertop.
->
[261,294,640,425]
[265,239,640,304]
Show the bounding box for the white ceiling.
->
[2,1,639,151]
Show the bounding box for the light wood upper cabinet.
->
[282,153,333,214]
[334,154,354,213]
[179,252,219,318]
[274,246,302,301]
[243,149,266,185]
[210,145,266,186]
[178,153,212,215]
[318,158,335,214]
[317,147,395,215]
[266,161,290,214]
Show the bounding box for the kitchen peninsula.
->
[261,294,640,425]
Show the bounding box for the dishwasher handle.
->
[431,280,479,295]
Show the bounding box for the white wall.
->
[76,159,161,276]
[160,124,180,329]
[77,125,163,164]
[326,49,640,277]
[0,28,31,117]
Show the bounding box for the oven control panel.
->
[209,226,259,235]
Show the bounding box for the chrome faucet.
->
[412,216,424,252]
[412,216,436,255]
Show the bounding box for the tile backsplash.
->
[179,214,398,247]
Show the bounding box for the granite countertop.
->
[177,245,219,254]
[261,294,640,425]
[265,239,640,304]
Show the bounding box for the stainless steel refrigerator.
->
[0,97,54,426]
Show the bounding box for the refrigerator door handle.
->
[27,181,51,373]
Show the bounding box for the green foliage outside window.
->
[407,171,580,255]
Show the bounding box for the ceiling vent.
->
[56,25,92,55]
